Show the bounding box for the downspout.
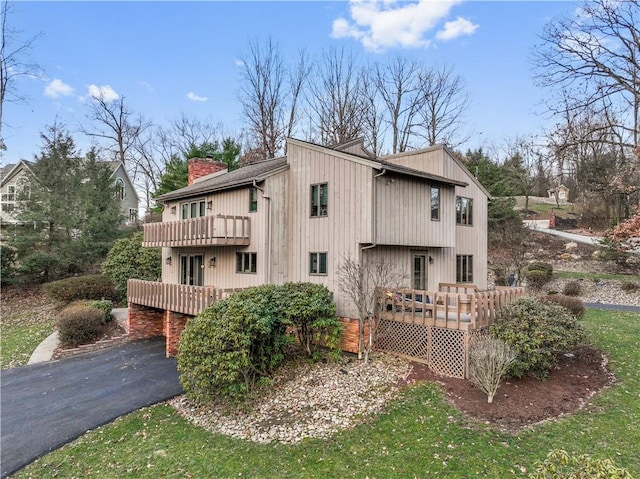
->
[253,179,272,283]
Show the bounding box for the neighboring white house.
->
[0,159,139,225]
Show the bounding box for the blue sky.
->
[1,0,578,166]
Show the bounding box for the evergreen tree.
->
[8,123,123,283]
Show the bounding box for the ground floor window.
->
[309,252,328,275]
[236,252,257,274]
[456,255,473,283]
[180,255,204,286]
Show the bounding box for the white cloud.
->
[234,58,245,67]
[44,79,74,98]
[187,91,208,102]
[331,0,467,52]
[436,16,478,41]
[88,84,119,102]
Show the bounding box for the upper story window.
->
[114,178,125,201]
[455,196,473,226]
[129,209,138,223]
[249,187,258,212]
[181,199,207,219]
[310,183,328,217]
[430,186,440,221]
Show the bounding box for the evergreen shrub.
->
[85,299,114,324]
[44,274,117,303]
[56,303,104,347]
[490,297,584,379]
[524,262,553,290]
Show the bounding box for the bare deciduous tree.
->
[468,331,517,404]
[534,0,640,147]
[0,1,41,150]
[418,65,470,148]
[337,254,406,364]
[307,47,367,147]
[238,38,309,159]
[374,56,424,154]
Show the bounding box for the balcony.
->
[143,214,250,247]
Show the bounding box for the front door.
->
[180,255,204,286]
[413,254,427,290]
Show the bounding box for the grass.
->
[11,308,640,478]
[0,286,57,369]
[554,270,639,281]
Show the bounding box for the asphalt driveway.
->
[0,338,183,478]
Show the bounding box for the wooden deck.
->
[376,283,526,332]
[142,214,250,247]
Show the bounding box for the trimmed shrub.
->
[101,231,161,302]
[529,449,633,479]
[490,297,584,379]
[177,285,292,404]
[541,294,586,319]
[56,303,104,347]
[525,262,553,291]
[562,280,582,297]
[620,280,640,292]
[85,299,114,324]
[44,274,117,303]
[280,282,341,357]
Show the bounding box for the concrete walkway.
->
[524,220,603,246]
[1,337,183,478]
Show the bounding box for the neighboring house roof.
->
[0,160,34,187]
[156,157,290,202]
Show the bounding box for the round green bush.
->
[101,231,161,302]
[280,282,341,357]
[562,280,582,297]
[84,299,114,324]
[56,303,105,347]
[525,262,553,291]
[489,296,584,379]
[177,284,292,404]
[44,274,118,303]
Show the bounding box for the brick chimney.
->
[187,158,228,185]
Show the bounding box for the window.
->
[181,199,207,219]
[1,203,14,212]
[236,252,257,274]
[249,187,258,212]
[114,178,125,201]
[180,255,204,286]
[310,183,328,217]
[309,252,328,275]
[129,209,138,223]
[455,196,473,225]
[456,255,473,283]
[6,185,15,202]
[412,254,427,290]
[430,186,440,221]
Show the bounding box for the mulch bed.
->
[401,345,615,432]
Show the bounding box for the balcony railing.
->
[127,279,244,316]
[143,214,250,247]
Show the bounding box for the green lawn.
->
[12,308,640,478]
[555,270,639,282]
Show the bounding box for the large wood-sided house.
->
[0,159,139,225]
[128,138,523,377]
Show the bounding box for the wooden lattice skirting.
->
[376,318,468,379]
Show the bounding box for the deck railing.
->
[376,284,526,331]
[142,214,250,247]
[127,279,246,316]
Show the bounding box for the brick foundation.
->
[338,317,373,354]
[165,311,192,357]
[128,303,164,341]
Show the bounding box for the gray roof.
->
[156,157,289,202]
[376,159,468,187]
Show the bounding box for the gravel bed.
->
[170,353,411,444]
[169,278,638,444]
[545,277,640,307]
